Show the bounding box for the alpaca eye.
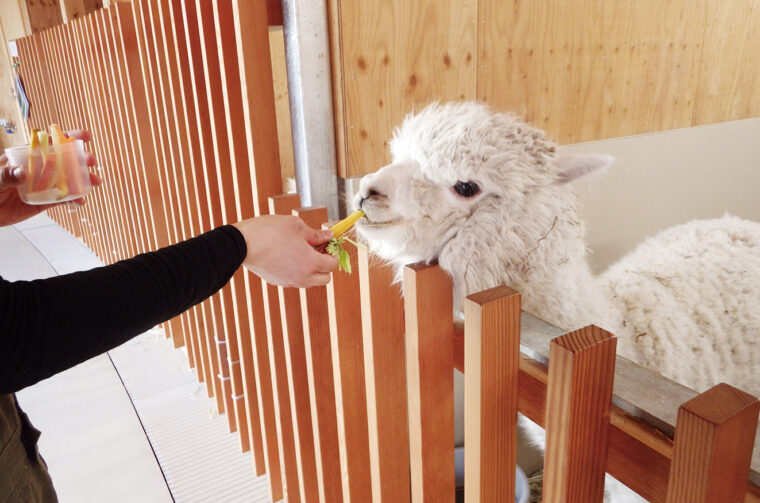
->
[453,181,480,198]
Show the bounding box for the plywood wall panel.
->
[332,0,760,176]
[335,0,478,176]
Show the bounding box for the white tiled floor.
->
[4,213,271,502]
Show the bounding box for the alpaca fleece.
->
[354,101,760,502]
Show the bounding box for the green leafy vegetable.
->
[325,236,353,273]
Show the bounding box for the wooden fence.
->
[12,2,760,502]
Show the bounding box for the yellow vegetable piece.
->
[28,129,40,190]
[48,124,66,191]
[329,209,365,238]
[50,124,65,144]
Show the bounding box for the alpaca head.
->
[353,102,613,316]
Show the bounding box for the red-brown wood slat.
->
[40,26,78,238]
[78,15,126,265]
[325,234,372,502]
[263,195,319,503]
[137,0,194,349]
[53,23,90,242]
[666,383,759,503]
[464,287,521,503]
[297,206,344,503]
[404,263,455,503]
[102,8,151,256]
[90,11,135,262]
[176,0,229,414]
[164,0,219,397]
[358,245,410,503]
[68,17,109,261]
[192,0,249,433]
[152,0,210,384]
[542,326,617,503]
[271,196,321,502]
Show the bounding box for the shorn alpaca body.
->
[353,102,760,501]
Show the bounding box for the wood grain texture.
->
[331,0,760,176]
[666,383,759,503]
[331,0,477,177]
[326,233,372,502]
[463,286,521,503]
[255,195,313,503]
[404,263,455,503]
[272,196,320,503]
[175,0,228,413]
[357,245,410,503]
[542,325,617,503]
[25,0,63,33]
[297,206,344,503]
[268,28,295,190]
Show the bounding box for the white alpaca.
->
[353,101,760,501]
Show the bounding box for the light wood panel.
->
[330,0,760,176]
[331,0,478,177]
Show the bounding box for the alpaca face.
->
[354,158,488,263]
[353,102,613,301]
[353,102,562,265]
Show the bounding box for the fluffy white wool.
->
[600,215,760,396]
[354,101,760,502]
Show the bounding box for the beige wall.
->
[568,118,760,272]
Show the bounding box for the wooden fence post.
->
[404,263,455,503]
[326,233,372,502]
[270,197,321,502]
[666,383,759,503]
[543,325,617,503]
[464,286,521,503]
[297,207,343,503]
[358,245,410,503]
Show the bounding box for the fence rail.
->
[12,2,760,502]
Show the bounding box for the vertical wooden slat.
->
[542,325,617,503]
[192,0,249,434]
[404,263,455,503]
[53,24,89,242]
[78,14,126,265]
[666,383,759,503]
[358,245,410,503]
[165,0,219,401]
[262,195,317,503]
[325,235,372,502]
[271,196,321,502]
[69,17,109,262]
[153,0,211,385]
[114,2,169,251]
[464,286,521,503]
[93,9,134,263]
[102,8,151,255]
[297,206,343,503]
[176,0,228,414]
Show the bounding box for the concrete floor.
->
[3,213,271,503]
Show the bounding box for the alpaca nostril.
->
[368,189,381,197]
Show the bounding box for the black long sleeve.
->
[0,225,247,394]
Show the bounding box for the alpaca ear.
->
[555,154,614,184]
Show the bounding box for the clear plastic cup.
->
[5,139,91,205]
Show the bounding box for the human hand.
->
[0,129,101,227]
[233,215,339,287]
